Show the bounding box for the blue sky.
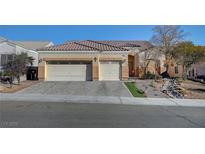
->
[0,25,205,45]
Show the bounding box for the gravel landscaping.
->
[0,80,41,93]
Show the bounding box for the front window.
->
[175,65,179,74]
[7,54,14,63]
[0,54,15,66]
[1,54,7,65]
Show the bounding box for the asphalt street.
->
[0,101,205,128]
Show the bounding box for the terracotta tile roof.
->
[40,42,96,51]
[38,40,129,51]
[37,40,154,52]
[100,41,154,50]
[79,40,129,51]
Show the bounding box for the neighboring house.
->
[14,41,54,67]
[0,36,53,80]
[15,41,54,51]
[0,36,38,70]
[15,41,54,80]
[187,62,205,80]
[37,40,163,81]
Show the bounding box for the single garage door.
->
[47,62,92,81]
[99,61,121,80]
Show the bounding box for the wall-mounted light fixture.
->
[94,57,97,62]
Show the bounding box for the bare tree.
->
[141,47,163,79]
[151,25,187,73]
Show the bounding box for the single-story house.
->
[37,40,164,81]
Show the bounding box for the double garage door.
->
[46,61,121,81]
[47,62,92,81]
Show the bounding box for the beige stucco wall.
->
[131,48,167,77]
[38,51,129,80]
[168,64,183,78]
[38,61,46,80]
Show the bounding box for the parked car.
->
[196,75,205,82]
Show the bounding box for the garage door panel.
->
[47,64,91,81]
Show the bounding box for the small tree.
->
[151,25,187,73]
[173,41,205,79]
[3,53,33,84]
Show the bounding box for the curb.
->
[1,93,205,107]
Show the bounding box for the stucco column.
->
[38,61,46,80]
[92,57,99,80]
[134,54,139,77]
[121,56,129,80]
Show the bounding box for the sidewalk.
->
[1,93,205,107]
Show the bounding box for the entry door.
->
[100,61,120,80]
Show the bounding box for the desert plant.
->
[2,52,33,84]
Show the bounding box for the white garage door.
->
[100,61,120,80]
[47,63,92,81]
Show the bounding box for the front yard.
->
[1,78,204,99]
[0,80,40,93]
[125,79,205,99]
[142,79,205,99]
[180,80,205,99]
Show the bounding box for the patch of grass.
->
[124,82,145,97]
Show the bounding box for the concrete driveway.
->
[17,81,131,97]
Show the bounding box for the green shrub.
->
[144,71,155,79]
